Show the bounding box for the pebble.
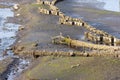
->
[71,64,80,68]
[69,50,75,56]
[118,55,120,58]
[18,40,21,43]
[32,43,38,47]
[19,26,24,31]
[84,53,89,57]
[76,64,80,67]
[17,46,24,51]
[15,13,20,17]
[6,47,12,50]
[71,65,74,68]
[13,4,20,10]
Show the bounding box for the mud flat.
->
[56,0,120,37]
[12,0,120,56]
[12,0,85,57]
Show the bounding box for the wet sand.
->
[11,0,120,80]
[0,57,13,80]
[11,0,120,56]
[11,0,86,56]
[57,0,120,38]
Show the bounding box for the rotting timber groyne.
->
[12,0,120,58]
[37,0,120,46]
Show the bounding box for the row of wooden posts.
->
[84,32,120,46]
[37,0,63,5]
[58,15,120,46]
[39,8,64,16]
[37,0,120,46]
[59,16,109,36]
[13,49,120,58]
[37,0,52,5]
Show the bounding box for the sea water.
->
[0,8,29,80]
[74,0,120,12]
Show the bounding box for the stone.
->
[71,64,80,68]
[18,40,21,43]
[118,55,120,58]
[6,47,12,50]
[84,53,89,57]
[13,4,20,10]
[32,43,38,47]
[19,26,24,31]
[71,65,75,68]
[15,13,20,17]
[17,46,24,51]
[76,64,80,67]
[69,50,75,56]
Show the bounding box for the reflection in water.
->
[98,0,120,12]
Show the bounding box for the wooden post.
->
[111,36,114,46]
[84,32,88,41]
[99,34,103,44]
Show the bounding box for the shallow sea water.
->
[0,8,17,56]
[74,0,120,12]
[0,8,30,80]
[98,0,120,12]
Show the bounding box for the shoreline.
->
[13,1,120,80]
[1,0,119,58]
[0,1,34,79]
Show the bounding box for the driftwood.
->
[52,34,120,51]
